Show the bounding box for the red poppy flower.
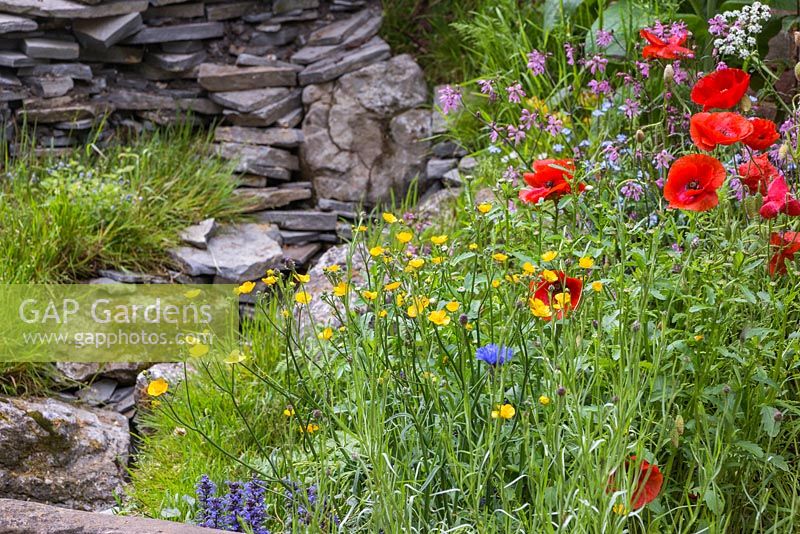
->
[743,118,780,151]
[607,456,664,509]
[690,112,754,151]
[530,271,582,321]
[663,154,726,211]
[769,231,800,276]
[690,68,750,111]
[640,29,694,60]
[759,175,800,219]
[738,154,780,195]
[519,159,584,204]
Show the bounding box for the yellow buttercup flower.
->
[491,403,515,420]
[362,290,378,301]
[407,297,429,318]
[369,246,385,257]
[382,213,398,224]
[283,406,295,417]
[432,256,444,264]
[189,343,209,358]
[262,275,278,286]
[294,273,310,284]
[694,334,704,341]
[542,269,558,283]
[592,281,603,292]
[492,252,508,262]
[378,310,388,318]
[431,234,448,245]
[184,288,202,299]
[552,292,571,311]
[234,281,256,295]
[396,231,413,243]
[147,378,168,397]
[300,423,320,434]
[538,395,551,406]
[465,323,474,331]
[468,243,478,251]
[224,349,246,364]
[428,309,450,326]
[579,256,594,268]
[612,503,628,516]
[541,250,557,262]
[323,264,340,273]
[318,327,333,340]
[522,262,536,274]
[407,258,425,270]
[491,280,501,288]
[333,282,349,297]
[477,202,492,214]
[384,281,401,291]
[354,224,368,233]
[530,298,553,319]
[445,301,460,312]
[295,291,311,304]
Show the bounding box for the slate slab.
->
[223,88,301,128]
[214,125,304,148]
[307,8,371,46]
[215,141,299,173]
[0,0,148,19]
[73,12,142,48]
[23,38,79,60]
[143,2,205,20]
[209,87,289,113]
[0,13,36,33]
[18,62,93,80]
[233,187,312,212]
[24,76,73,98]
[273,0,318,15]
[291,13,381,65]
[0,50,36,67]
[253,210,337,231]
[179,218,216,249]
[298,37,390,85]
[206,1,265,21]
[124,22,224,44]
[80,45,142,63]
[145,50,206,72]
[198,63,297,91]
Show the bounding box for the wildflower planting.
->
[131,1,800,532]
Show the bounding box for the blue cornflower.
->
[475,344,513,366]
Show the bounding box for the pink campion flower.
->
[715,61,728,71]
[596,29,613,48]
[438,85,462,114]
[503,165,520,184]
[545,115,563,136]
[478,79,496,101]
[519,109,536,130]
[584,55,608,74]
[588,79,612,95]
[708,14,727,36]
[729,177,744,201]
[527,49,547,75]
[488,122,500,143]
[636,61,650,78]
[654,150,674,170]
[670,21,688,36]
[671,61,688,84]
[564,43,576,65]
[506,83,526,103]
[620,98,640,119]
[649,20,668,40]
[507,125,526,145]
[620,181,644,201]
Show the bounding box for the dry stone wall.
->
[0,0,442,278]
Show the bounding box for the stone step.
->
[233,186,312,212]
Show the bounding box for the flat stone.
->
[95,268,164,283]
[442,168,463,187]
[108,385,135,414]
[233,187,311,212]
[250,25,299,48]
[291,14,381,65]
[73,12,142,47]
[179,217,216,249]
[206,1,264,21]
[299,37,390,85]
[149,0,190,5]
[238,166,291,180]
[318,197,358,218]
[253,210,337,231]
[308,9,371,46]
[101,89,220,114]
[215,142,298,175]
[426,158,457,180]
[80,45,142,63]
[0,397,129,511]
[209,87,288,113]
[198,63,296,91]
[236,174,267,187]
[0,88,24,101]
[0,50,36,67]
[54,117,96,130]
[21,99,98,123]
[270,9,318,23]
[143,2,205,21]
[161,39,204,54]
[276,107,302,128]
[273,0,318,14]
[432,140,467,158]
[124,22,224,44]
[235,55,303,71]
[0,0,147,18]
[76,378,118,406]
[215,125,303,148]
[23,38,79,59]
[145,50,206,72]
[279,230,321,244]
[169,222,283,281]
[18,62,93,80]
[57,362,148,385]
[0,71,20,86]
[24,76,73,98]
[459,156,478,173]
[0,499,231,533]
[0,13,36,33]
[283,242,321,267]
[223,89,301,128]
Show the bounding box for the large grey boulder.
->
[0,396,129,511]
[0,498,229,533]
[300,54,429,206]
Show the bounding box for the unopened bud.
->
[779,142,790,160]
[774,410,784,422]
[739,95,752,112]
[635,129,645,143]
[663,64,675,84]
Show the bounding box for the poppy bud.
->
[635,129,645,143]
[312,409,322,419]
[794,62,800,81]
[774,410,784,422]
[779,142,790,160]
[557,386,566,396]
[722,384,731,394]
[632,320,641,332]
[459,314,468,326]
[663,64,675,85]
[739,95,752,113]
